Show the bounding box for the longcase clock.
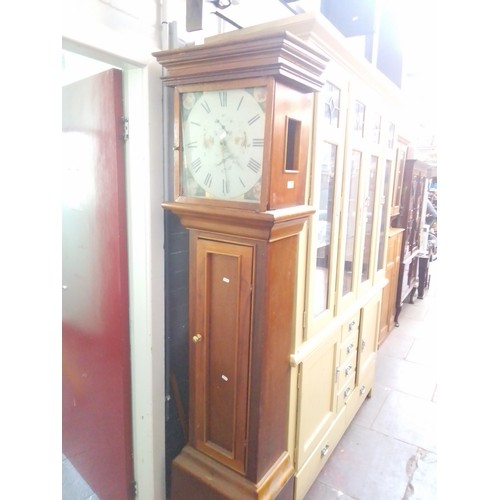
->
[154,31,327,499]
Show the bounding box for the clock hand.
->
[216,154,233,167]
[215,123,242,172]
[215,119,231,137]
[218,152,230,195]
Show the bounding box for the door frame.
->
[62,39,166,500]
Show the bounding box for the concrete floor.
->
[304,266,437,500]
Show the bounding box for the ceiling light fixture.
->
[207,0,232,9]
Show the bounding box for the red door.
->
[62,67,134,500]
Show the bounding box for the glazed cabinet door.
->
[391,142,407,217]
[336,147,363,310]
[191,236,254,474]
[357,154,379,293]
[373,158,394,285]
[304,69,348,337]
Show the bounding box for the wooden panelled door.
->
[191,236,254,474]
[62,67,134,499]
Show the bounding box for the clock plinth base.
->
[171,446,294,500]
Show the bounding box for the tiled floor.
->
[305,266,437,500]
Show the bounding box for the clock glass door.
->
[180,86,267,202]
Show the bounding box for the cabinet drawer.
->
[341,313,360,341]
[337,353,356,387]
[358,356,376,398]
[345,357,377,426]
[340,332,357,364]
[294,413,345,500]
[336,373,356,414]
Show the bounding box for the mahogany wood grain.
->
[169,205,311,498]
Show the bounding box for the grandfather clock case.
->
[154,33,327,499]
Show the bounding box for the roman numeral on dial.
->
[248,114,260,126]
[247,158,261,173]
[204,173,213,187]
[201,100,211,114]
[191,158,202,173]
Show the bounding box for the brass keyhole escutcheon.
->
[192,334,202,343]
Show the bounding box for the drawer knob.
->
[347,343,354,354]
[345,365,353,376]
[360,385,366,395]
[321,444,330,458]
[344,387,351,399]
[192,334,203,343]
[348,320,356,331]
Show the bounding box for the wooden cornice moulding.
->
[206,12,402,105]
[153,30,328,93]
[283,14,402,101]
[162,202,314,241]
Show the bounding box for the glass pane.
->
[314,143,338,316]
[388,122,395,148]
[360,156,378,282]
[323,82,341,128]
[393,150,405,208]
[377,160,392,271]
[372,113,381,143]
[342,151,361,295]
[354,101,365,137]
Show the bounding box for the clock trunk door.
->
[191,236,254,474]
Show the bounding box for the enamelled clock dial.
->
[180,86,267,202]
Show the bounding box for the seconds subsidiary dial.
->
[181,87,266,201]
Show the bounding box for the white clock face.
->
[181,87,266,201]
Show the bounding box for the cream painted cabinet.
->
[293,316,357,499]
[284,14,400,500]
[293,300,381,499]
[201,13,403,500]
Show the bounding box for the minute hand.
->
[215,119,232,138]
[216,153,234,166]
